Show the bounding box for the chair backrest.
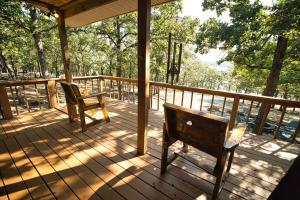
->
[163,103,229,157]
[60,82,82,105]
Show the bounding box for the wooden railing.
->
[1,75,299,142]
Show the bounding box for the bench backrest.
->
[163,103,229,157]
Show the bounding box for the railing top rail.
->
[0,75,299,107]
[0,79,51,86]
[150,81,300,108]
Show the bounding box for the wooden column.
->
[57,12,76,118]
[137,0,151,155]
[57,12,72,83]
[0,85,13,119]
[47,80,58,108]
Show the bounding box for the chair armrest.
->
[224,123,247,150]
[78,92,107,100]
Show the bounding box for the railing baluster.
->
[109,80,112,98]
[157,87,160,111]
[55,82,60,106]
[150,86,153,109]
[246,100,254,123]
[133,83,135,104]
[34,84,42,110]
[10,86,19,115]
[229,97,240,130]
[165,88,168,103]
[181,90,185,106]
[221,96,226,116]
[190,91,193,109]
[257,104,271,135]
[200,93,203,111]
[127,82,130,102]
[173,88,176,104]
[22,85,30,112]
[44,83,50,108]
[122,82,125,101]
[292,119,300,143]
[91,79,94,92]
[210,94,215,114]
[274,106,286,139]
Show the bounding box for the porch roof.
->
[24,0,173,27]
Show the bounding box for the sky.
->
[181,0,274,71]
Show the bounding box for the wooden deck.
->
[1,100,299,200]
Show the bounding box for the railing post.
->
[229,96,240,130]
[0,85,13,119]
[47,80,58,108]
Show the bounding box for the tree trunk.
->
[9,56,18,79]
[30,8,47,78]
[254,36,288,134]
[0,49,14,79]
[115,18,123,100]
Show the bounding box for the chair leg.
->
[78,104,86,132]
[183,142,189,153]
[97,95,110,122]
[101,103,110,122]
[67,103,76,122]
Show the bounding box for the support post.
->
[137,0,151,155]
[57,12,77,118]
[0,85,13,119]
[47,80,58,108]
[57,12,72,83]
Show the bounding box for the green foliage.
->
[196,0,300,98]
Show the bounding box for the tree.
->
[196,0,300,133]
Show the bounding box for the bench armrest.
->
[224,123,246,150]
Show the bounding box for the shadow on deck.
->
[0,100,299,200]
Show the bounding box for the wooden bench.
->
[161,103,246,199]
[61,82,110,132]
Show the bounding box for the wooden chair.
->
[60,82,110,132]
[161,103,246,200]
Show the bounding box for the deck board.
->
[1,100,299,200]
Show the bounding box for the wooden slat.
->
[4,137,55,199]
[246,100,254,123]
[34,84,42,110]
[200,93,203,111]
[190,91,193,109]
[10,86,19,115]
[0,140,32,199]
[274,106,286,139]
[221,96,226,116]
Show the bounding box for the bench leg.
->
[161,142,169,174]
[161,124,169,174]
[226,150,235,174]
[212,152,228,200]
